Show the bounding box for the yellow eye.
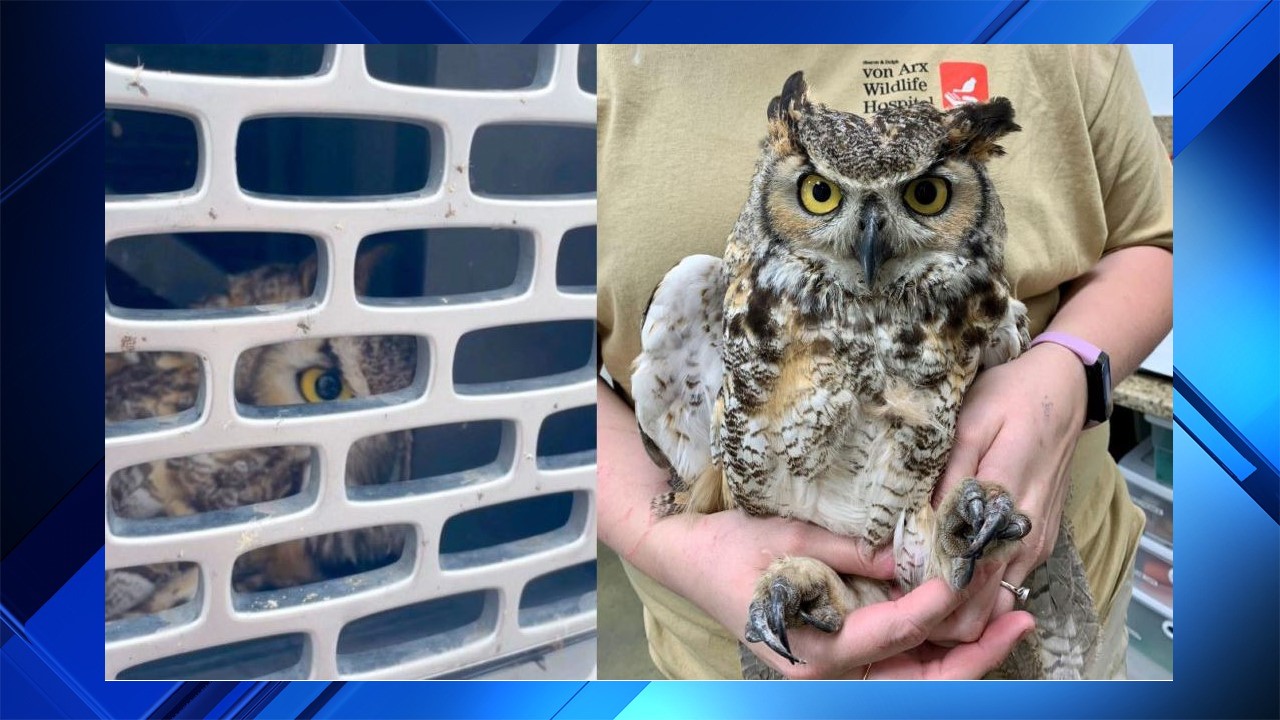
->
[297,367,353,403]
[903,176,950,216]
[799,174,842,215]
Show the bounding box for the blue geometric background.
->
[1,1,1275,718]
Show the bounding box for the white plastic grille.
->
[104,45,596,680]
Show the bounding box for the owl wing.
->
[631,255,726,499]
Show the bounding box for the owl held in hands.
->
[632,72,1098,679]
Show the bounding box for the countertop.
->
[1115,371,1173,419]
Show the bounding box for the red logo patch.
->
[939,62,989,109]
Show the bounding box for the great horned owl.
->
[106,251,415,621]
[632,72,1098,679]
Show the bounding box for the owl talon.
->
[744,556,846,666]
[940,479,1032,589]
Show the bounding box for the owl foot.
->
[938,479,1031,589]
[744,556,846,665]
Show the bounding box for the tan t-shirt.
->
[598,45,1172,679]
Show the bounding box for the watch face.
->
[1087,350,1113,424]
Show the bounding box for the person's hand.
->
[636,508,1035,679]
[601,376,1034,679]
[928,341,1088,645]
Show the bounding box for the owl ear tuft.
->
[943,97,1021,161]
[767,71,811,148]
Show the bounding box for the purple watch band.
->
[1029,331,1102,364]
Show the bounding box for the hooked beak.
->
[854,203,889,286]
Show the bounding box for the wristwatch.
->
[1028,331,1113,429]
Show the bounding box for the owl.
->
[106,251,415,621]
[632,72,1098,679]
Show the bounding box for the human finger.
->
[781,520,897,580]
[929,562,1006,646]
[873,610,1036,680]
[935,409,1001,507]
[991,543,1040,620]
[786,578,967,676]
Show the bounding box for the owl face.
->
[229,252,417,410]
[238,337,370,407]
[754,71,1019,292]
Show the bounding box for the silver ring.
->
[1001,580,1030,603]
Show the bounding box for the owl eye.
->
[798,174,842,215]
[902,176,950,216]
[297,367,353,403]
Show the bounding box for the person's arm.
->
[598,377,1035,678]
[929,245,1172,644]
[928,46,1174,644]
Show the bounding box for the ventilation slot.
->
[366,45,545,89]
[237,117,433,198]
[519,561,597,627]
[357,229,531,304]
[117,634,309,680]
[469,125,595,197]
[106,562,201,640]
[578,45,597,94]
[336,590,496,675]
[106,44,326,77]
[557,226,596,293]
[349,421,513,498]
[106,109,198,196]
[440,492,582,570]
[107,446,315,536]
[453,320,593,394]
[232,525,414,611]
[106,352,202,431]
[106,232,318,313]
[537,406,596,470]
[234,336,421,414]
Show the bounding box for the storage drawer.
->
[1133,534,1173,608]
[1119,439,1173,547]
[1126,587,1172,673]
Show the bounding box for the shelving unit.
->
[1113,407,1175,680]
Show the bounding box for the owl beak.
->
[855,203,888,286]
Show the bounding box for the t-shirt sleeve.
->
[1087,47,1174,254]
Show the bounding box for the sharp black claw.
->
[746,598,804,666]
[965,494,1014,558]
[959,556,977,588]
[768,581,794,661]
[769,638,803,666]
[744,578,815,665]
